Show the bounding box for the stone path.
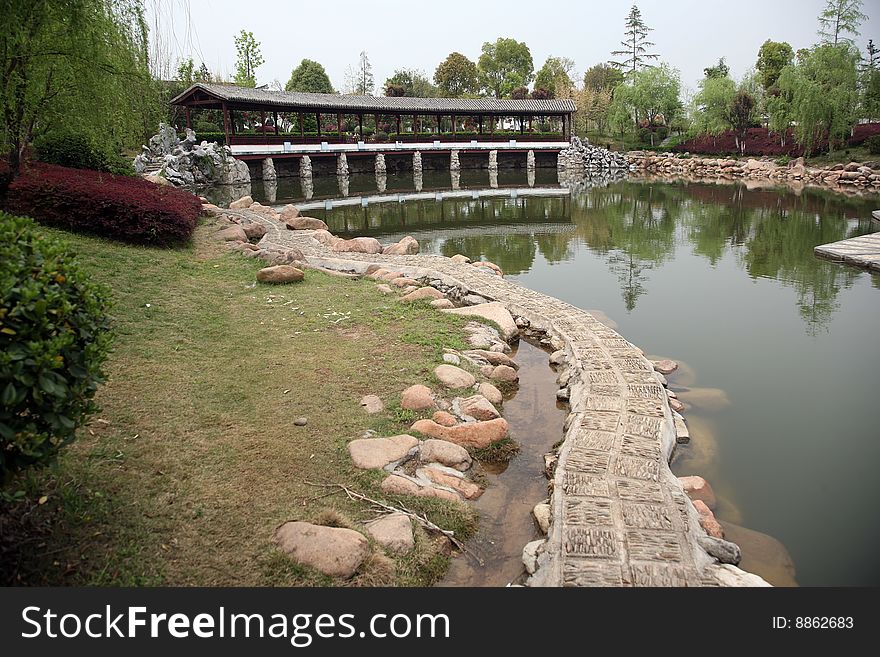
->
[815,231,880,272]
[234,208,767,587]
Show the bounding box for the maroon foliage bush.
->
[5,163,201,246]
[674,123,880,157]
[850,122,880,146]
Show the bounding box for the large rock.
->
[490,365,519,383]
[399,287,445,303]
[256,265,304,284]
[280,204,301,220]
[464,350,519,369]
[442,302,518,341]
[347,434,419,470]
[242,222,267,240]
[229,195,254,210]
[458,395,500,420]
[432,411,458,427]
[434,364,476,389]
[419,466,483,500]
[382,236,420,255]
[478,382,503,405]
[365,514,414,554]
[380,474,460,502]
[218,226,248,242]
[698,535,742,565]
[274,522,368,578]
[331,237,383,254]
[410,417,509,449]
[693,500,724,539]
[533,503,551,534]
[678,475,717,510]
[419,439,472,471]
[311,230,338,247]
[400,384,435,411]
[391,277,420,288]
[430,299,455,309]
[652,359,678,375]
[287,216,329,231]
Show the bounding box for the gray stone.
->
[274,522,368,578]
[294,417,308,426]
[365,513,414,554]
[360,395,384,414]
[347,434,419,470]
[522,539,545,575]
[442,302,518,341]
[442,353,461,366]
[419,439,472,471]
[462,294,489,305]
[674,416,690,444]
[652,359,679,375]
[533,503,551,534]
[458,394,500,421]
[698,535,743,565]
[549,350,566,365]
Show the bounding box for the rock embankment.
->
[558,136,631,173]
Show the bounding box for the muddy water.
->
[439,340,566,587]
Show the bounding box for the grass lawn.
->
[0,220,478,586]
[805,146,875,168]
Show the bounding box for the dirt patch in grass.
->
[0,221,475,586]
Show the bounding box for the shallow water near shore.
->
[243,169,880,586]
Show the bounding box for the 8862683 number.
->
[795,617,853,629]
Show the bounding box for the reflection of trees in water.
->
[441,233,537,276]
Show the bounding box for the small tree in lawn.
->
[817,0,867,46]
[610,5,659,78]
[730,91,756,155]
[233,30,263,87]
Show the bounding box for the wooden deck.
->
[814,228,880,271]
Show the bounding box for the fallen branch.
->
[304,481,483,566]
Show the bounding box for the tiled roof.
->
[170,83,576,114]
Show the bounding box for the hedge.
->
[5,163,201,246]
[0,212,112,478]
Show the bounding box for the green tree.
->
[703,57,730,79]
[345,51,374,95]
[233,30,263,87]
[0,0,156,186]
[383,69,437,97]
[691,75,737,135]
[756,40,795,91]
[177,57,195,85]
[817,0,867,46]
[534,56,575,98]
[196,62,212,83]
[609,63,681,132]
[774,44,860,152]
[583,63,625,91]
[433,52,479,97]
[610,4,659,78]
[285,59,334,93]
[477,38,534,98]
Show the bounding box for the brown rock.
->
[459,394,500,420]
[274,522,368,578]
[360,395,384,414]
[442,302,519,341]
[652,359,679,375]
[382,236,420,255]
[280,204,301,220]
[464,350,519,369]
[450,254,471,264]
[420,466,483,500]
[201,202,222,216]
[229,195,254,210]
[430,299,455,309]
[256,265,305,284]
[347,434,419,470]
[242,222,267,240]
[478,382,503,405]
[399,287,445,303]
[693,500,724,539]
[266,248,305,266]
[376,284,394,295]
[434,364,476,389]
[380,475,460,502]
[365,513,414,554]
[144,173,171,186]
[410,418,509,449]
[490,365,519,383]
[331,237,383,254]
[218,226,248,242]
[472,260,503,276]
[419,439,472,471]
[367,268,389,280]
[286,216,329,231]
[311,229,338,246]
[380,271,405,281]
[679,475,718,510]
[400,384,436,411]
[432,411,458,427]
[391,277,420,288]
[669,397,685,413]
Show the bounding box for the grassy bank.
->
[0,221,477,586]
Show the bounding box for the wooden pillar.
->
[358,113,363,139]
[437,114,442,134]
[396,114,401,136]
[478,115,483,135]
[316,112,321,136]
[273,111,279,135]
[489,114,494,134]
[452,114,456,137]
[185,107,192,130]
[299,112,305,139]
[338,113,343,140]
[528,116,532,132]
[261,111,266,140]
[520,115,524,135]
[221,103,231,145]
[375,113,380,136]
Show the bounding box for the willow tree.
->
[0,0,156,187]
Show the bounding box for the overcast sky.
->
[149,0,878,95]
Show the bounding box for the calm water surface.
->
[249,171,880,586]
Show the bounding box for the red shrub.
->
[5,163,201,246]
[850,122,880,145]
[674,123,880,157]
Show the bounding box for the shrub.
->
[374,131,388,143]
[866,135,880,155]
[188,131,226,146]
[775,155,791,166]
[33,132,133,176]
[194,120,220,133]
[6,163,201,246]
[0,213,112,479]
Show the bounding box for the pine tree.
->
[817,0,867,46]
[610,5,659,78]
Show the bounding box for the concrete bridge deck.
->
[231,140,568,159]
[815,230,880,271]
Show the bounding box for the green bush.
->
[866,135,880,155]
[33,132,133,176]
[775,155,792,166]
[194,120,220,133]
[189,131,227,146]
[0,213,112,479]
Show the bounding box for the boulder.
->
[242,222,267,240]
[229,195,254,210]
[464,350,519,369]
[693,500,724,539]
[434,364,476,389]
[459,395,500,421]
[533,503,551,534]
[450,254,471,264]
[311,230,338,246]
[399,287,445,303]
[274,522,369,578]
[400,384,436,411]
[669,397,685,413]
[432,411,458,427]
[331,237,383,254]
[652,359,678,375]
[442,302,518,341]
[430,299,455,309]
[391,277,420,288]
[380,474,460,502]
[410,417,509,449]
[549,350,566,365]
[678,475,717,510]
[365,513,414,554]
[367,268,389,280]
[522,539,544,575]
[442,353,461,366]
[697,535,742,565]
[218,226,248,242]
[473,260,503,276]
[360,395,384,415]
[376,284,393,295]
[347,434,419,470]
[478,382,503,405]
[280,204,301,220]
[144,173,172,186]
[380,271,404,281]
[256,265,304,284]
[490,365,519,383]
[286,216,329,231]
[266,248,305,266]
[419,439,472,471]
[419,466,483,500]
[382,236,420,255]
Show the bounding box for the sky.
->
[147,0,878,95]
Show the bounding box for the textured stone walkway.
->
[236,208,766,587]
[815,230,880,271]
